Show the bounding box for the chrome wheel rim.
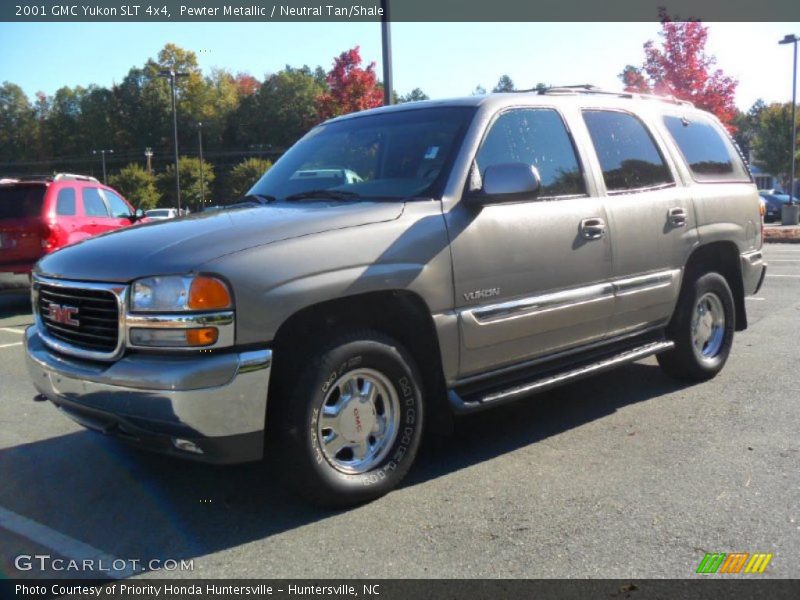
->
[691,292,726,361]
[316,368,400,475]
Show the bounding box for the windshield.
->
[248,106,476,202]
[0,185,46,219]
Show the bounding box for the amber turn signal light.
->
[186,327,219,347]
[188,276,232,310]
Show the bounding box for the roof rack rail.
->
[537,84,694,107]
[53,173,100,183]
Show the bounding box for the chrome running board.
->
[449,340,674,414]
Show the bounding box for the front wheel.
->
[657,272,735,382]
[277,331,424,507]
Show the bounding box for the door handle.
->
[580,217,606,240]
[668,207,688,227]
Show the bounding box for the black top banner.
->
[2,0,800,22]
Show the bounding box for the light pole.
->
[197,122,205,208]
[144,147,153,175]
[92,149,113,184]
[381,0,393,106]
[780,35,798,214]
[159,69,189,213]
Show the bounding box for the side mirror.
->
[128,208,145,222]
[467,163,542,206]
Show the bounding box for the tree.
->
[0,81,38,162]
[230,66,326,149]
[492,75,515,93]
[315,46,383,121]
[227,157,273,198]
[619,10,738,128]
[398,88,429,103]
[157,156,214,209]
[732,99,766,160]
[472,85,487,96]
[751,103,800,191]
[109,163,160,210]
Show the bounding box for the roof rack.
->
[0,173,100,184]
[533,84,694,107]
[53,173,100,183]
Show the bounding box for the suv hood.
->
[36,201,404,282]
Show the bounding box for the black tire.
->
[657,271,735,382]
[275,331,424,507]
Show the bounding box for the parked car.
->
[25,89,765,506]
[759,191,797,222]
[145,208,179,220]
[1,174,143,292]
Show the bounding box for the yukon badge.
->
[464,288,501,302]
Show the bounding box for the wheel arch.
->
[683,241,747,331]
[268,289,453,435]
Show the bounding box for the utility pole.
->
[381,0,393,106]
[159,69,189,213]
[144,147,153,175]
[92,149,113,184]
[198,122,205,208]
[779,34,799,224]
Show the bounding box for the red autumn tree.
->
[620,10,738,129]
[315,46,384,121]
[234,72,259,97]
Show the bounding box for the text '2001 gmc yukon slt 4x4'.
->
[25,87,766,506]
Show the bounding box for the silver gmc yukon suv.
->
[25,87,767,505]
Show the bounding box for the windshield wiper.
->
[284,189,362,202]
[239,193,276,204]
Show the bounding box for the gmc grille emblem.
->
[47,303,80,326]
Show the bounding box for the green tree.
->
[732,99,766,161]
[752,102,800,191]
[230,65,326,149]
[157,156,214,210]
[108,163,160,210]
[228,157,273,199]
[0,81,38,162]
[492,75,515,93]
[398,88,429,103]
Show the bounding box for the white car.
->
[145,208,179,220]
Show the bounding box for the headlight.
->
[131,275,232,312]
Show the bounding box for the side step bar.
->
[449,340,674,414]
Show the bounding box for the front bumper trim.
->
[24,325,271,464]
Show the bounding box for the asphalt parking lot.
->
[0,244,798,580]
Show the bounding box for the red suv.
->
[0,174,143,292]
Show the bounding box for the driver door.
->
[445,107,614,377]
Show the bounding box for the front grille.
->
[37,283,120,353]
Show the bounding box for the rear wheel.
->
[276,331,424,506]
[657,272,735,382]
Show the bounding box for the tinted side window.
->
[583,110,673,192]
[83,188,110,217]
[477,108,586,197]
[104,190,132,217]
[56,188,76,216]
[663,115,750,182]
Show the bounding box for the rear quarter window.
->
[56,188,77,216]
[663,115,750,182]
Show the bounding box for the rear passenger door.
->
[581,109,697,336]
[448,107,614,377]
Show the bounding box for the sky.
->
[1,21,798,110]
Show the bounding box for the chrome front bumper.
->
[24,325,272,463]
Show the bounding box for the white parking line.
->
[0,327,25,334]
[0,342,22,349]
[0,506,134,579]
[766,274,800,278]
[769,259,800,262]
[746,297,766,301]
